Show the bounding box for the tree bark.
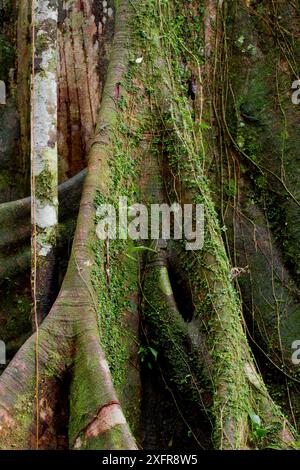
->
[0,0,138,450]
[0,0,299,451]
[31,0,59,323]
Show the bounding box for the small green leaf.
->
[249,412,261,426]
[148,347,158,361]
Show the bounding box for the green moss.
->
[35,33,49,55]
[90,85,144,434]
[75,0,299,447]
[35,167,57,204]
[0,391,34,450]
[92,238,138,388]
[129,0,297,447]
[43,350,63,378]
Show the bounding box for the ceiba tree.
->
[0,0,299,450]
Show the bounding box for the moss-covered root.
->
[65,0,139,448]
[0,283,137,450]
[69,333,137,450]
[0,309,71,449]
[0,0,137,450]
[190,247,250,449]
[141,242,210,411]
[173,233,296,449]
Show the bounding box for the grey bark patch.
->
[0,81,5,104]
[0,340,5,365]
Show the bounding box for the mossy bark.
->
[210,0,300,428]
[0,0,138,450]
[133,0,296,448]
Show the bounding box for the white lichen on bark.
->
[0,81,6,105]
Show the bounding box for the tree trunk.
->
[0,0,299,451]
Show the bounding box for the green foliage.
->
[138,345,158,369]
[249,412,268,441]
